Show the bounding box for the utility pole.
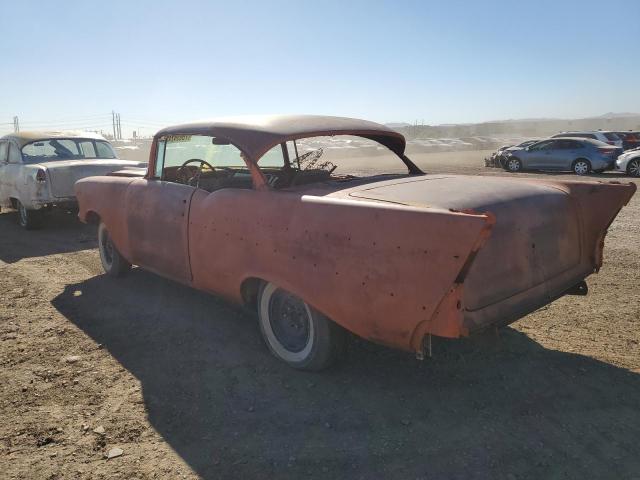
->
[112,111,117,140]
[117,113,122,140]
[13,116,19,133]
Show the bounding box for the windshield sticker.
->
[165,135,192,143]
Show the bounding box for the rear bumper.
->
[463,263,593,333]
[30,196,78,210]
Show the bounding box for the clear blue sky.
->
[1,0,639,135]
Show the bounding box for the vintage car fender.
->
[186,188,495,352]
[76,176,138,260]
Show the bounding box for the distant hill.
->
[393,113,640,140]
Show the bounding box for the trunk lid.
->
[40,159,147,198]
[347,175,582,311]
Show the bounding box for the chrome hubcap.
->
[508,159,520,171]
[629,160,640,177]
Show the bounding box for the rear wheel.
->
[98,222,131,277]
[504,157,522,173]
[572,159,591,175]
[17,200,43,230]
[627,158,640,177]
[257,282,346,371]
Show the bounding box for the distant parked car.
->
[484,139,538,168]
[551,131,623,150]
[615,147,640,177]
[0,131,147,229]
[613,131,640,151]
[503,137,618,175]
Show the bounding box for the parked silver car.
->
[0,131,147,229]
[615,147,640,177]
[503,137,618,175]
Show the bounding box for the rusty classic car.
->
[75,115,636,370]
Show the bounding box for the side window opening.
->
[8,143,22,164]
[79,141,97,158]
[158,135,253,192]
[0,142,8,163]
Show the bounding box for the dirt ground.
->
[1,150,639,480]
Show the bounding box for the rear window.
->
[22,138,117,162]
[604,132,620,141]
[554,133,595,139]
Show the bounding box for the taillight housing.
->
[598,148,614,156]
[606,141,615,145]
[35,169,47,183]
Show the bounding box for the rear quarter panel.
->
[75,176,136,260]
[187,188,493,351]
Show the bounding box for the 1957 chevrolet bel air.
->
[75,115,636,370]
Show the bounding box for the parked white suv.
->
[551,131,623,149]
[0,131,146,229]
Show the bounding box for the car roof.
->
[0,130,107,149]
[155,114,406,160]
[554,130,619,135]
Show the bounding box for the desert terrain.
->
[1,150,639,479]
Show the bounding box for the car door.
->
[554,139,585,170]
[536,139,573,170]
[124,139,195,284]
[524,140,556,169]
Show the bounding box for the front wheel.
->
[627,158,640,177]
[17,200,43,230]
[572,159,591,175]
[504,157,523,173]
[257,282,346,371]
[98,222,131,277]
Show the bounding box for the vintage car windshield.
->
[21,139,117,163]
[162,134,247,168]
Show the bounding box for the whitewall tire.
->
[257,282,346,371]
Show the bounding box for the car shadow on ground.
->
[52,270,640,480]
[0,211,95,264]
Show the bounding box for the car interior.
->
[159,135,365,192]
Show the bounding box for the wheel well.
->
[240,277,264,308]
[85,211,101,225]
[9,198,18,209]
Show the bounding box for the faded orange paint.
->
[75,116,636,356]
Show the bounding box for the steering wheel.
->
[176,158,216,185]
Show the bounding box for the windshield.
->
[21,138,117,163]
